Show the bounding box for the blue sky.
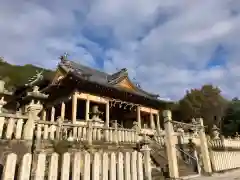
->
[0,0,240,100]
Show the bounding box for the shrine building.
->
[3,55,170,134]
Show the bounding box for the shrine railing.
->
[209,137,240,150]
[34,120,139,144]
[0,113,28,140]
[0,112,166,145]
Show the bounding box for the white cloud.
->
[0,0,240,100]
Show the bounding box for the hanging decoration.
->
[109,98,138,111]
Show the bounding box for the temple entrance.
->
[141,112,151,129]
[172,120,202,177]
[109,102,137,129]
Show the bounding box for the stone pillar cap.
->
[163,110,172,118]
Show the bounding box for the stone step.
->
[150,142,198,178]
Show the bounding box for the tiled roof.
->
[59,60,159,99]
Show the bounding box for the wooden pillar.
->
[72,92,78,124]
[150,113,155,129]
[61,102,65,120]
[137,106,141,129]
[156,113,161,133]
[50,107,55,122]
[105,101,110,127]
[85,99,90,121]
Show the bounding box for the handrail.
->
[152,137,165,147]
[172,120,207,128]
[175,146,197,161]
[35,120,137,132]
[0,113,28,119]
[110,121,124,129]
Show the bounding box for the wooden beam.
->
[140,106,158,114]
[76,92,108,104]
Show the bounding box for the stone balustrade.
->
[154,135,165,146]
[182,134,201,145]
[209,139,224,149]
[2,148,151,180]
[0,113,28,140]
[0,112,160,145]
[222,138,240,149]
[210,138,240,150]
[172,131,201,146]
[34,121,139,144]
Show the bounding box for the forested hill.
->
[0,58,54,90]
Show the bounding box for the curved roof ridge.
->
[58,60,159,99]
[107,68,128,83]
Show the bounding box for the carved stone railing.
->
[34,120,139,144]
[210,138,240,150]
[0,113,28,140]
[153,134,165,147]
[208,124,240,150]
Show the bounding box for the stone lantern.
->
[89,105,104,127]
[0,80,5,92]
[212,125,220,139]
[23,86,48,140]
[0,80,13,113]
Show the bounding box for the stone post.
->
[85,99,90,121]
[177,128,184,145]
[113,120,118,143]
[0,97,6,113]
[197,118,212,175]
[87,120,93,145]
[163,110,179,179]
[23,100,43,140]
[137,106,141,129]
[51,107,55,122]
[41,110,46,121]
[56,117,63,140]
[141,144,152,180]
[177,128,185,159]
[105,101,110,127]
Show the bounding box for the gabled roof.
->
[57,60,159,100]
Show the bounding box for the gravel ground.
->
[190,170,240,180]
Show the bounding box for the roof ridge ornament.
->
[59,52,69,63]
[132,77,141,88]
[25,70,44,86]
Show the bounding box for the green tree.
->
[0,57,54,89]
[179,84,228,131]
[222,97,240,136]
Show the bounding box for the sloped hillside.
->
[0,58,54,90]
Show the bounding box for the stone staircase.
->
[176,147,199,177]
[149,140,199,179]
